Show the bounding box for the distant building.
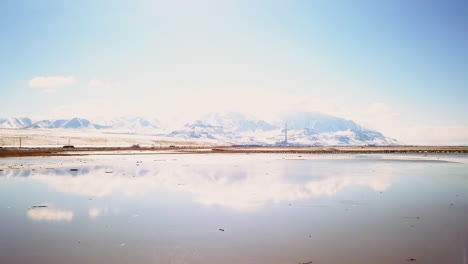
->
[284,123,288,144]
[276,123,290,146]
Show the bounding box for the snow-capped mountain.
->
[170,121,227,140]
[0,112,397,145]
[169,113,279,144]
[276,112,396,145]
[198,112,277,132]
[27,118,98,129]
[104,117,161,133]
[0,117,33,129]
[168,112,396,145]
[0,117,161,132]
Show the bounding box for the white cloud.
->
[395,125,468,145]
[27,207,74,222]
[335,102,468,145]
[46,85,468,145]
[338,102,400,134]
[18,156,396,211]
[29,76,76,92]
[48,86,345,129]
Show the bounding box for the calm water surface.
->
[0,154,467,264]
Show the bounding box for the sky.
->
[0,0,467,144]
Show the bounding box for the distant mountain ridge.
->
[28,118,99,129]
[168,112,397,146]
[0,112,397,146]
[0,117,161,132]
[0,117,33,129]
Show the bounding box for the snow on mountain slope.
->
[170,121,226,140]
[61,118,96,129]
[104,117,161,133]
[4,117,160,132]
[27,118,97,129]
[169,112,396,145]
[199,112,278,132]
[283,112,361,133]
[275,112,397,145]
[0,112,397,145]
[269,128,396,146]
[0,117,33,128]
[27,120,53,129]
[168,113,278,144]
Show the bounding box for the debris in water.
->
[406,258,416,262]
[299,261,313,264]
[219,229,225,232]
[105,171,113,173]
[70,169,78,172]
[30,205,48,208]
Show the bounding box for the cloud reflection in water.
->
[27,207,74,222]
[5,156,396,210]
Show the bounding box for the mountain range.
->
[0,112,397,146]
[0,117,161,132]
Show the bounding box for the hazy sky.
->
[1,0,467,144]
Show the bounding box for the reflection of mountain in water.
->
[1,158,395,210]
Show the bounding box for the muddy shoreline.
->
[1,146,467,158]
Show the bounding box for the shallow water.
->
[1,154,467,264]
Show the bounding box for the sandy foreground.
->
[0,128,213,148]
[1,128,467,158]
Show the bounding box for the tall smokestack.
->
[285,123,288,144]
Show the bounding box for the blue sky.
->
[0,0,467,144]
